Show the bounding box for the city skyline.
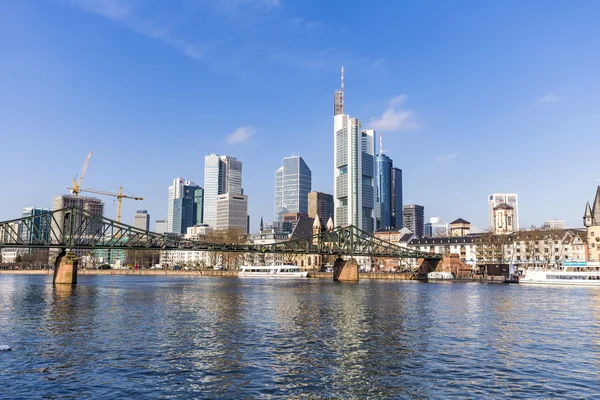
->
[2,1,600,231]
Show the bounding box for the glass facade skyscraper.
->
[391,167,403,229]
[274,156,311,223]
[170,183,203,235]
[376,153,392,229]
[20,207,50,246]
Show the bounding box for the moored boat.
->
[520,262,600,285]
[427,271,455,281]
[238,264,308,278]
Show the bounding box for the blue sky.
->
[1,0,600,232]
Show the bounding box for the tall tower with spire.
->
[584,186,600,261]
[333,67,376,232]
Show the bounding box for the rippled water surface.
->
[1,275,600,399]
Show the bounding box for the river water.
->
[1,275,600,399]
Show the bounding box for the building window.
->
[592,232,595,237]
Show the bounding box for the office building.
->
[204,154,243,228]
[375,134,404,231]
[274,156,311,224]
[488,193,519,232]
[215,192,248,232]
[376,152,392,229]
[403,204,425,238]
[133,210,150,231]
[20,207,51,245]
[308,191,334,229]
[424,217,448,238]
[155,220,167,234]
[167,179,203,234]
[333,70,375,232]
[172,184,203,235]
[391,167,403,229]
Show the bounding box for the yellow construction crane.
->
[71,151,92,196]
[66,186,143,223]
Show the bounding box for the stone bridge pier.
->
[53,250,78,284]
[333,257,359,282]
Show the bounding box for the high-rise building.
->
[488,193,519,232]
[20,207,51,245]
[376,153,392,229]
[172,184,203,235]
[155,220,167,234]
[134,210,150,231]
[51,195,104,237]
[167,179,202,234]
[274,156,311,224]
[308,191,334,229]
[204,154,243,228]
[391,167,403,229]
[333,70,376,232]
[216,192,248,232]
[403,204,425,238]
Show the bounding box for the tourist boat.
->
[427,271,455,281]
[520,262,600,285]
[238,264,308,278]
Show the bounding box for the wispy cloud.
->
[435,153,457,163]
[226,126,255,144]
[370,95,418,132]
[56,0,205,60]
[540,93,560,103]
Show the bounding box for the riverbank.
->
[0,269,418,280]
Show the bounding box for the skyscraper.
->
[274,156,312,224]
[204,154,243,227]
[216,192,248,232]
[167,178,194,233]
[20,207,51,245]
[134,210,150,231]
[333,69,375,232]
[376,153,392,229]
[391,167,403,229]
[172,184,203,235]
[488,193,519,232]
[403,204,425,238]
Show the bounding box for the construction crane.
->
[66,186,143,223]
[71,151,92,196]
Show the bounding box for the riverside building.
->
[274,156,311,225]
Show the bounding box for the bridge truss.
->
[0,206,440,259]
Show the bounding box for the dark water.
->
[1,275,600,399]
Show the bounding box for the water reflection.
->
[1,276,600,398]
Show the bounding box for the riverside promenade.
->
[0,269,417,280]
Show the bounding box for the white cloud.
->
[226,126,255,144]
[435,153,457,162]
[540,93,560,103]
[370,95,418,132]
[57,0,205,60]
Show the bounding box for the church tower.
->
[585,186,600,261]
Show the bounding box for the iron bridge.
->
[0,206,441,259]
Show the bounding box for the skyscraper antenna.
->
[380,132,383,155]
[340,65,344,111]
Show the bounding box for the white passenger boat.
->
[520,262,600,285]
[238,264,308,279]
[427,271,455,281]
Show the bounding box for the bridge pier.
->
[333,257,359,282]
[53,250,78,284]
